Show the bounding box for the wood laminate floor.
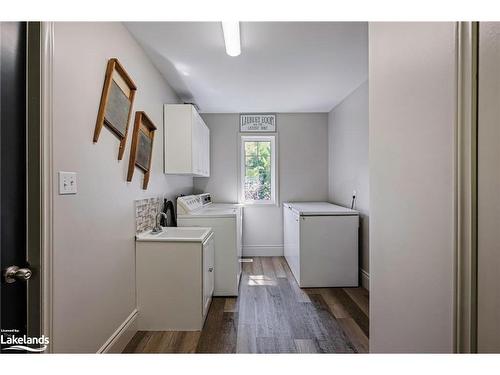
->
[123,257,369,354]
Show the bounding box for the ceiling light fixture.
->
[221,22,241,57]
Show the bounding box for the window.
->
[240,135,276,205]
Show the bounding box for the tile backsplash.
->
[135,197,161,234]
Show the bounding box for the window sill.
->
[240,200,279,207]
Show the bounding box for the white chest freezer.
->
[283,202,359,287]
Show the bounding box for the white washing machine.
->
[177,193,243,296]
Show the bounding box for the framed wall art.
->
[93,58,137,160]
[127,111,157,190]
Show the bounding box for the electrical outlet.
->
[59,171,77,195]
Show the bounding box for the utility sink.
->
[136,227,212,242]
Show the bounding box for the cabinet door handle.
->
[208,267,214,272]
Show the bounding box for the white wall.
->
[194,113,328,256]
[328,80,369,287]
[52,22,193,352]
[369,22,456,352]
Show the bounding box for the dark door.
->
[0,22,29,350]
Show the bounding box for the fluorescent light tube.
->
[221,22,241,57]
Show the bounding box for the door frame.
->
[454,21,479,354]
[32,20,482,355]
[40,21,55,353]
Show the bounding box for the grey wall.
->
[369,22,456,353]
[477,22,500,353]
[52,22,193,352]
[195,113,328,255]
[328,80,369,288]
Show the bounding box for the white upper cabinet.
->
[164,104,210,177]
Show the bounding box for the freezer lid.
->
[284,202,358,216]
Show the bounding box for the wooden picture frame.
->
[127,111,157,189]
[93,58,137,160]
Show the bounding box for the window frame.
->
[239,135,277,206]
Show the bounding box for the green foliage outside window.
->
[244,141,272,201]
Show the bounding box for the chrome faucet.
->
[151,212,167,234]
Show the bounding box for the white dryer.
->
[177,193,243,296]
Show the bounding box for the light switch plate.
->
[59,171,77,195]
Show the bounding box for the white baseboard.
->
[243,245,284,257]
[361,269,370,291]
[97,309,138,353]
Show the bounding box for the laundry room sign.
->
[240,114,276,132]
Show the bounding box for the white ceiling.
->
[125,22,368,113]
